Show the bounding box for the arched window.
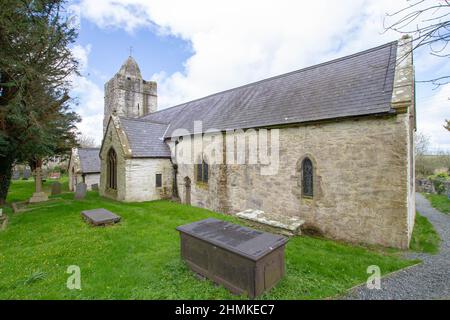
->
[302,158,313,197]
[196,156,209,183]
[107,148,117,190]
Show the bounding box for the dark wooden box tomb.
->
[176,218,288,298]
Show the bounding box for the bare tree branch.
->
[385,0,450,88]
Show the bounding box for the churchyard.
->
[0,177,441,299]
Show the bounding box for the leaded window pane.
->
[302,158,313,197]
[197,163,203,182]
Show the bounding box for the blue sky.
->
[69,0,449,152]
[76,19,192,83]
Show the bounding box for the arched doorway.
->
[184,177,191,205]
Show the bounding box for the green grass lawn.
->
[0,179,418,299]
[424,193,450,214]
[409,212,441,254]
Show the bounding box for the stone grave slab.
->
[12,201,27,214]
[81,208,121,226]
[74,183,87,200]
[91,183,99,191]
[236,209,304,236]
[51,182,62,195]
[29,192,48,203]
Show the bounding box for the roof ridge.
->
[120,116,169,126]
[152,40,398,112]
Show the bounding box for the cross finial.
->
[129,46,133,57]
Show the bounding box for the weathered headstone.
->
[22,169,31,180]
[12,171,20,180]
[29,166,49,203]
[51,182,62,195]
[74,183,87,200]
[91,183,99,191]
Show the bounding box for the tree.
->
[77,134,98,148]
[415,132,431,177]
[0,0,80,204]
[416,131,431,156]
[385,0,450,87]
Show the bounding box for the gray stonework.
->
[236,209,304,236]
[174,113,415,249]
[103,56,157,134]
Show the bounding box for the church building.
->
[99,37,416,249]
[68,147,101,191]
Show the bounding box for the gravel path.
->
[344,193,450,300]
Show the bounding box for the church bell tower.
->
[103,56,157,133]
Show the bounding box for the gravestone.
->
[22,169,31,180]
[12,171,20,180]
[81,208,121,226]
[51,182,62,195]
[91,183,99,191]
[74,183,87,200]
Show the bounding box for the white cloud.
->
[416,83,450,152]
[71,43,91,71]
[74,0,449,150]
[70,44,104,145]
[76,0,152,33]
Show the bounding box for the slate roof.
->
[119,117,171,158]
[139,41,398,138]
[78,148,101,173]
[141,104,185,124]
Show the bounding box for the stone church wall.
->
[175,113,414,249]
[123,158,173,202]
[100,118,173,202]
[84,173,100,191]
[99,121,127,201]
